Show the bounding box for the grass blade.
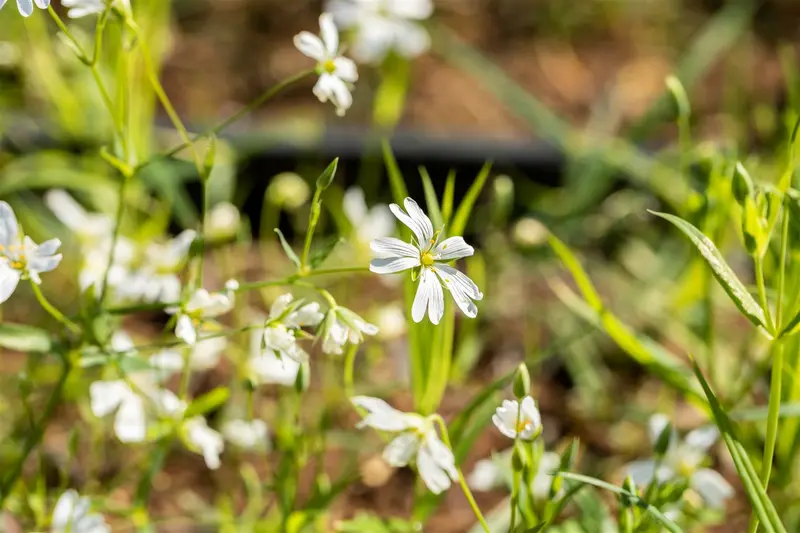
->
[450,161,492,235]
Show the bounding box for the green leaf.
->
[778,309,800,338]
[450,162,492,236]
[650,211,768,331]
[442,170,456,225]
[382,140,409,206]
[419,167,444,229]
[0,323,52,353]
[309,236,344,269]
[274,228,301,268]
[691,360,787,533]
[184,386,231,418]
[315,158,339,191]
[117,354,154,374]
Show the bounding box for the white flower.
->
[626,414,733,509]
[51,489,109,533]
[60,0,130,18]
[468,456,506,492]
[150,337,227,379]
[248,327,301,386]
[183,416,224,469]
[468,449,559,501]
[492,397,542,441]
[44,189,112,246]
[343,187,395,245]
[0,201,62,303]
[0,0,50,18]
[206,202,241,242]
[259,294,324,363]
[326,0,433,63]
[294,13,359,117]
[167,282,236,345]
[374,303,407,340]
[89,380,146,443]
[532,452,561,500]
[369,198,482,324]
[321,307,379,355]
[222,419,269,450]
[351,396,458,494]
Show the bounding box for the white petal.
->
[343,187,368,225]
[422,430,457,480]
[286,302,324,328]
[294,31,327,62]
[393,20,431,58]
[16,0,33,17]
[269,293,294,320]
[684,425,719,452]
[370,256,420,274]
[0,201,19,248]
[389,198,433,246]
[44,189,90,230]
[363,205,396,241]
[351,395,421,432]
[492,399,521,439]
[370,237,419,259]
[691,468,733,508]
[432,236,474,261]
[333,56,358,82]
[626,459,657,487]
[386,0,434,19]
[33,0,49,7]
[324,75,353,116]
[468,458,504,492]
[520,396,542,432]
[89,380,130,417]
[533,452,560,500]
[417,436,456,494]
[648,414,672,445]
[114,395,146,443]
[319,12,339,55]
[175,315,197,345]
[0,263,21,303]
[412,268,443,324]
[52,490,81,529]
[383,433,420,467]
[433,265,478,318]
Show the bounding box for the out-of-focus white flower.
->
[343,187,395,246]
[321,307,378,355]
[78,238,135,294]
[468,456,507,492]
[150,337,227,379]
[0,0,50,18]
[167,281,237,345]
[532,452,561,500]
[222,418,269,450]
[492,397,542,441]
[206,202,241,242]
[0,201,62,303]
[248,327,301,386]
[89,380,146,443]
[60,0,130,18]
[44,190,112,247]
[370,198,482,325]
[259,293,324,363]
[627,414,733,509]
[183,416,224,469]
[51,489,109,533]
[294,13,359,117]
[468,448,558,500]
[512,218,548,248]
[373,303,407,340]
[351,396,457,494]
[326,0,433,63]
[267,173,310,210]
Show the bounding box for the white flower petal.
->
[319,12,339,55]
[684,425,719,452]
[626,459,657,487]
[370,237,419,259]
[383,433,420,467]
[89,380,130,417]
[269,293,294,320]
[433,264,480,318]
[432,236,474,261]
[412,268,443,324]
[333,56,358,82]
[16,0,33,17]
[175,315,197,345]
[648,413,672,445]
[114,395,146,443]
[52,490,81,529]
[417,434,456,494]
[323,74,353,116]
[370,256,420,274]
[294,31,327,62]
[468,458,505,492]
[0,201,19,248]
[0,263,21,303]
[691,468,733,508]
[389,198,433,247]
[351,395,422,432]
[386,0,434,19]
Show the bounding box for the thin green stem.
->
[509,402,523,532]
[300,189,323,271]
[0,359,70,505]
[31,281,80,334]
[100,175,131,306]
[162,69,315,158]
[431,415,491,533]
[755,256,775,335]
[343,343,358,398]
[47,7,87,60]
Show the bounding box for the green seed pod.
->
[732,161,755,206]
[295,361,311,393]
[513,363,531,399]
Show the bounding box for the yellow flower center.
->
[323,59,337,74]
[516,418,531,433]
[421,252,434,267]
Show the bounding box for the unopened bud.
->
[654,423,673,457]
[511,443,527,473]
[206,202,241,242]
[294,361,311,393]
[513,363,530,399]
[732,162,755,206]
[268,172,310,211]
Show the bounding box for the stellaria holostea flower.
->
[51,489,109,533]
[492,396,542,441]
[0,0,50,18]
[166,280,238,345]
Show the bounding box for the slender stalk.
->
[509,402,523,532]
[343,343,358,398]
[431,416,491,533]
[30,281,80,334]
[162,69,315,158]
[754,256,774,334]
[99,174,131,305]
[0,359,70,505]
[748,207,791,533]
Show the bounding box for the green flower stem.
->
[162,69,315,158]
[431,415,491,533]
[748,207,791,533]
[754,255,774,335]
[30,281,80,334]
[509,402,523,532]
[0,358,71,506]
[99,173,132,306]
[343,343,358,398]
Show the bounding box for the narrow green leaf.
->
[442,170,456,225]
[309,236,344,269]
[691,360,787,533]
[274,228,301,268]
[450,162,492,236]
[382,140,409,206]
[184,386,231,418]
[650,211,768,331]
[778,309,800,338]
[315,158,339,191]
[0,323,53,353]
[419,167,444,229]
[731,403,800,422]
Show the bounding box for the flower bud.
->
[513,363,530,399]
[294,361,311,393]
[654,422,673,458]
[511,443,527,473]
[512,218,548,248]
[268,172,310,211]
[206,202,241,242]
[732,162,755,206]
